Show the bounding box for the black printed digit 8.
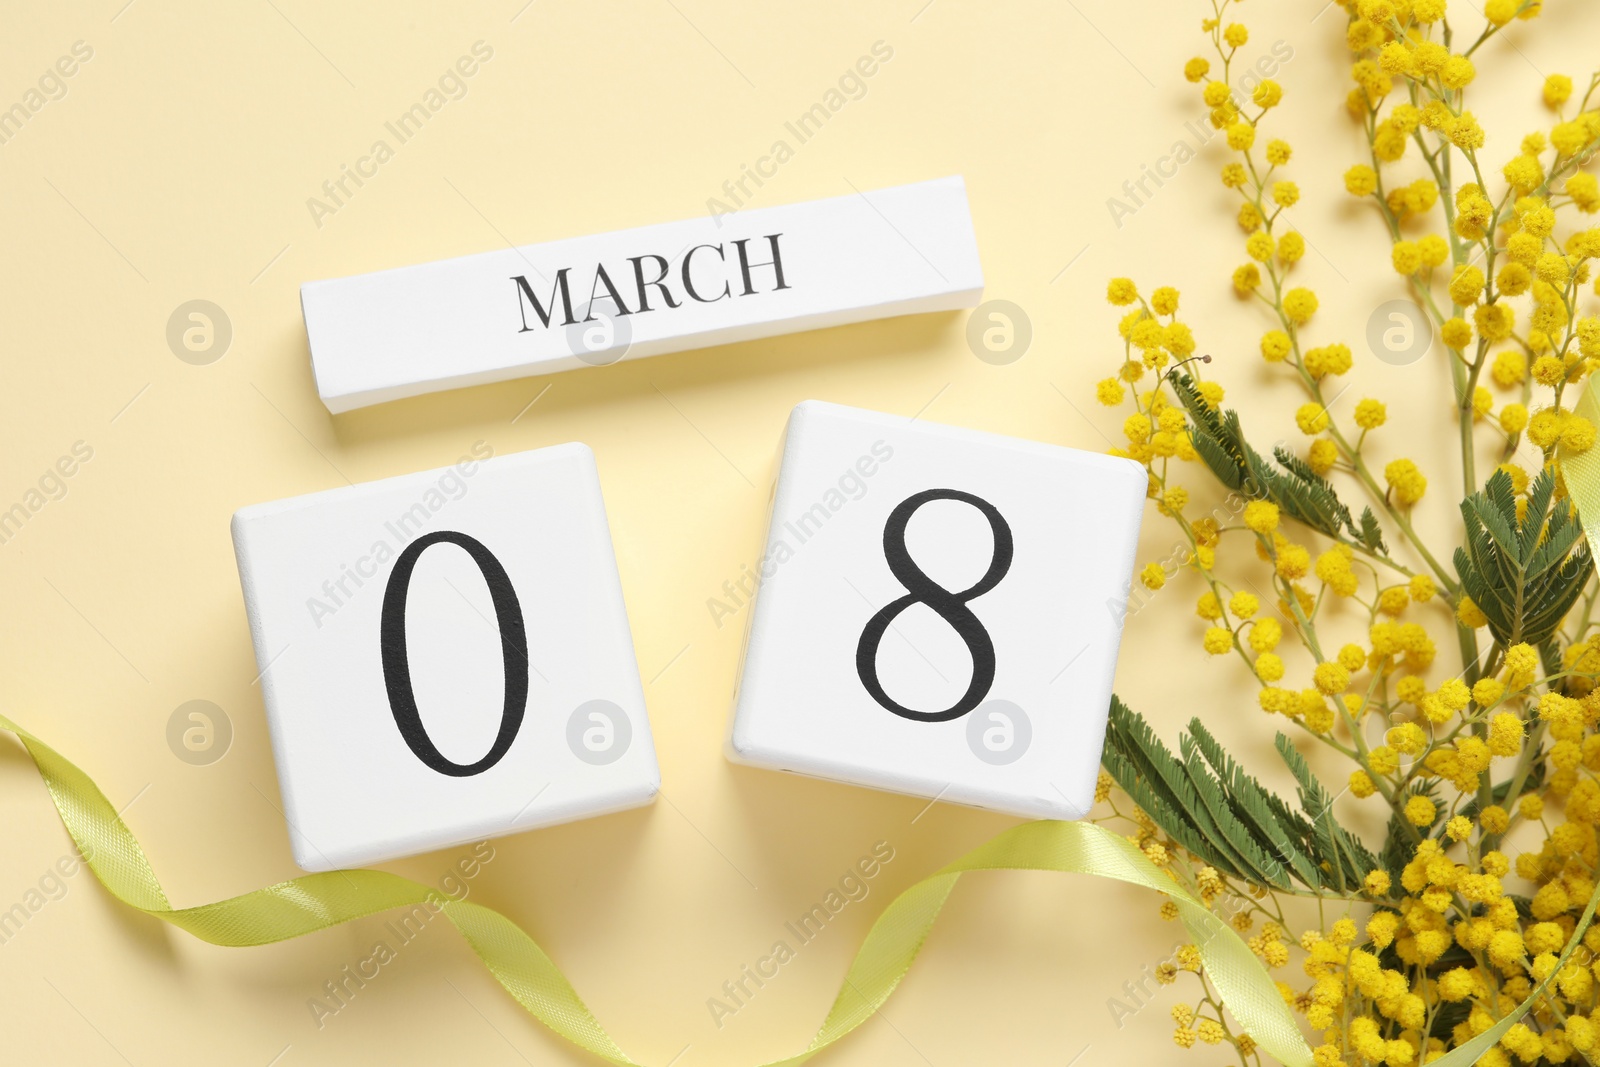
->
[854,489,1014,723]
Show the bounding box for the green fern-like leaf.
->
[1102,700,1255,879]
[1101,699,1373,893]
[1274,734,1378,892]
[1185,720,1324,890]
[1177,733,1296,888]
[1169,371,1383,552]
[1358,507,1389,554]
[1454,467,1592,648]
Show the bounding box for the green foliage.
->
[1272,734,1379,893]
[1168,371,1387,554]
[1101,698,1377,893]
[1454,467,1593,648]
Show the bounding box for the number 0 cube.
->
[727,401,1146,820]
[231,443,659,871]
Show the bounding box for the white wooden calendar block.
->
[728,401,1146,820]
[301,176,983,413]
[230,443,659,871]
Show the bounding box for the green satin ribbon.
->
[11,703,1600,1065]
[3,710,1315,1065]
[1565,376,1600,550]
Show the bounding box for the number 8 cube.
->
[727,401,1146,820]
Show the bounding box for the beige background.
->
[0,1,1590,1063]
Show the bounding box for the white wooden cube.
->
[231,443,659,871]
[728,401,1145,820]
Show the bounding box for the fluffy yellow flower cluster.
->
[1343,5,1600,464]
[1093,1,1600,1065]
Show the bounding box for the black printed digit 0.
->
[379,531,529,776]
[855,489,1014,723]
